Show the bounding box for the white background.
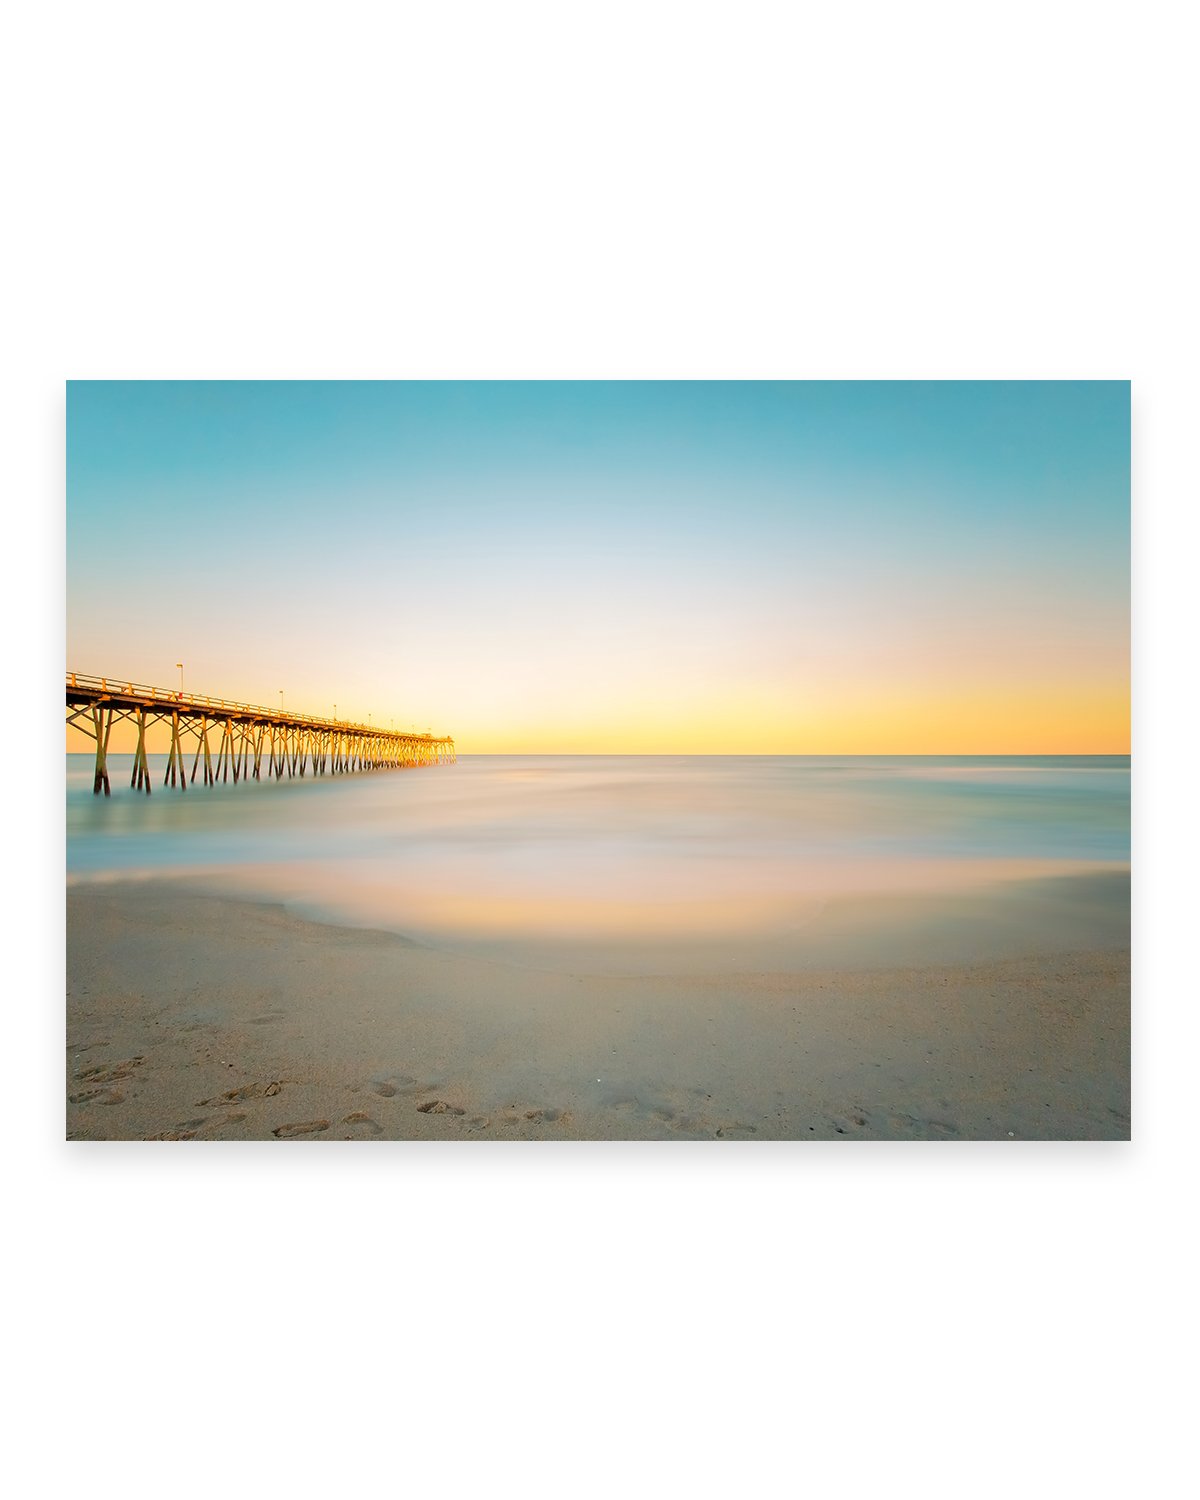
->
[5,3,1192,1496]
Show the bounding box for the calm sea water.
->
[67,755,1130,968]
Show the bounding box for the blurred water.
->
[67,754,1130,960]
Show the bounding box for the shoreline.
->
[67,861,1130,974]
[66,876,1130,1141]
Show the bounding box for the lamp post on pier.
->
[176,662,184,696]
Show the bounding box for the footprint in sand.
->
[416,1099,466,1115]
[498,1106,569,1127]
[371,1074,420,1098]
[272,1120,330,1138]
[216,1084,259,1104]
[75,1057,144,1085]
[715,1122,758,1138]
[196,1080,282,1106]
[148,1115,213,1139]
[69,1086,125,1106]
[341,1111,383,1135]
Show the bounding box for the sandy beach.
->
[66,876,1130,1142]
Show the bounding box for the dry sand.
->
[66,879,1130,1142]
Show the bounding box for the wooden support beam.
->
[163,710,186,789]
[131,707,151,794]
[191,717,205,785]
[91,705,111,795]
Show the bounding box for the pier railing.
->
[67,672,400,735]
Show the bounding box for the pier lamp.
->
[176,662,183,695]
[279,689,284,713]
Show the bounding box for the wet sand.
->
[66,878,1130,1142]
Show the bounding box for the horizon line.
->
[66,747,1130,757]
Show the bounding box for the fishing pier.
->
[67,672,456,795]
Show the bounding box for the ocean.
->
[66,754,1130,971]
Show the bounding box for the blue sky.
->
[66,380,1129,751]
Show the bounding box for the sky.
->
[66,381,1129,753]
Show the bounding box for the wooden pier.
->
[67,672,455,795]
